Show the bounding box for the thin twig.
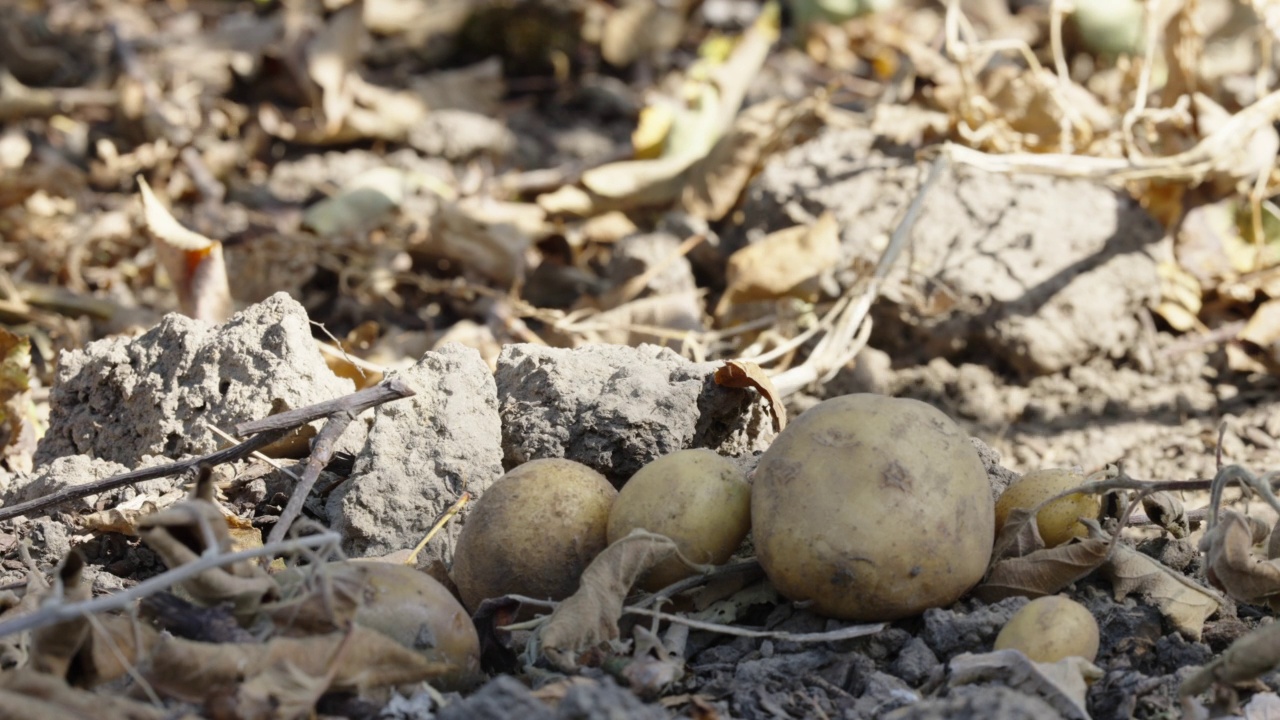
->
[263,410,357,554]
[0,532,341,639]
[234,376,413,436]
[0,427,290,523]
[622,605,885,642]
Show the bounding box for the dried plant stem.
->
[0,532,341,640]
[263,409,357,553]
[622,605,884,643]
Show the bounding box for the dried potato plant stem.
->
[405,491,472,566]
[0,532,341,640]
[504,594,884,643]
[263,409,357,553]
[770,153,949,397]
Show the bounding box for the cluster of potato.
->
[449,392,1102,660]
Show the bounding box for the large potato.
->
[607,449,750,591]
[995,468,1099,547]
[752,394,994,621]
[450,458,617,612]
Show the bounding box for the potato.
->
[752,394,994,621]
[607,449,750,591]
[450,458,617,612]
[272,561,481,689]
[995,468,1099,547]
[994,595,1099,663]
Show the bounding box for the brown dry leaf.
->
[1180,620,1280,700]
[973,538,1111,603]
[136,176,232,324]
[714,360,786,432]
[948,650,1101,720]
[1153,261,1203,333]
[716,212,842,317]
[1141,492,1190,539]
[680,95,824,221]
[538,530,690,671]
[1200,510,1280,608]
[144,626,454,703]
[302,166,408,237]
[1103,543,1220,639]
[990,507,1046,562]
[29,552,90,679]
[306,2,364,135]
[1240,298,1280,353]
[138,486,277,618]
[0,327,37,474]
[79,493,168,536]
[0,668,168,720]
[428,198,548,286]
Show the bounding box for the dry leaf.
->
[306,2,364,134]
[949,649,1101,720]
[990,507,1047,562]
[139,482,277,618]
[302,167,408,237]
[973,538,1111,603]
[29,552,90,679]
[429,198,548,285]
[538,530,696,671]
[136,175,232,324]
[714,360,786,432]
[144,626,455,704]
[1200,510,1280,608]
[1181,621,1280,700]
[1103,543,1220,639]
[716,213,841,316]
[681,95,824,221]
[1240,299,1280,354]
[0,327,37,474]
[1141,492,1190,539]
[0,668,168,720]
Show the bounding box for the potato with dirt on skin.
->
[995,467,1100,548]
[274,560,482,689]
[994,595,1100,663]
[450,458,617,613]
[752,393,995,622]
[607,448,751,591]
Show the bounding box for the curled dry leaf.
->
[714,360,786,432]
[681,95,825,221]
[306,2,364,134]
[136,175,232,324]
[138,487,277,618]
[537,530,702,671]
[1180,620,1280,701]
[1103,543,1220,640]
[0,668,168,720]
[144,626,456,705]
[948,649,1101,720]
[1140,492,1190,539]
[990,506,1046,562]
[1200,510,1280,609]
[972,537,1111,603]
[715,212,841,317]
[29,551,89,679]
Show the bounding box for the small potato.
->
[272,561,481,689]
[450,458,617,612]
[607,449,750,591]
[995,468,1099,547]
[994,595,1099,663]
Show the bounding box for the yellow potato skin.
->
[995,468,1100,547]
[607,449,751,591]
[751,394,995,622]
[450,458,617,613]
[994,595,1100,663]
